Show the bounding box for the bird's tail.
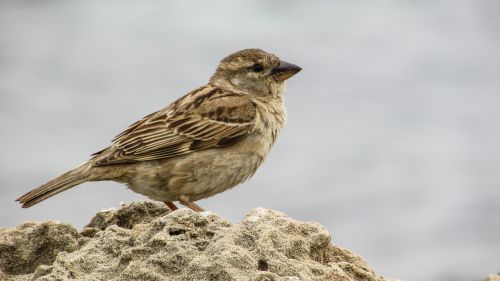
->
[17,162,93,208]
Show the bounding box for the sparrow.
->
[17,48,301,212]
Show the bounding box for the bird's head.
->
[209,49,301,98]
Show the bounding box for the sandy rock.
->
[2,201,396,281]
[81,201,169,237]
[0,221,82,280]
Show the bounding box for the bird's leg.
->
[179,195,205,212]
[164,201,179,211]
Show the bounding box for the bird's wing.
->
[92,85,257,166]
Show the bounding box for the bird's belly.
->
[170,148,264,201]
[121,146,265,202]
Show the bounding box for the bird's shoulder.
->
[172,85,257,123]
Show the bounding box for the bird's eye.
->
[250,64,264,72]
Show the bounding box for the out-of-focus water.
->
[1,1,499,280]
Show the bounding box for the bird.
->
[17,48,301,212]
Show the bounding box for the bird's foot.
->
[179,195,205,212]
[164,201,179,211]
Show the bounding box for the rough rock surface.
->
[0,221,83,281]
[1,201,396,281]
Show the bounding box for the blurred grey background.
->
[1,1,499,280]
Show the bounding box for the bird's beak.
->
[272,60,302,81]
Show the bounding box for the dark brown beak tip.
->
[272,60,302,81]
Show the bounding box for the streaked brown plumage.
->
[17,48,301,211]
